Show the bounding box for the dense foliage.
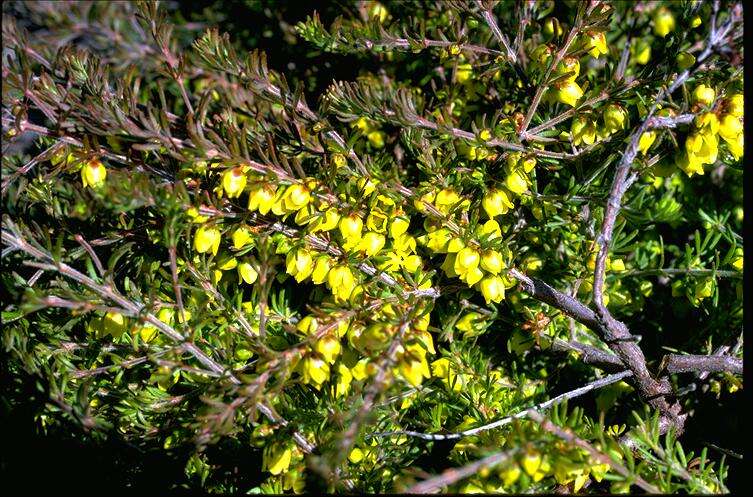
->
[1,0,745,494]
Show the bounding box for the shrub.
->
[1,0,744,493]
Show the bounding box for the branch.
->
[405,448,520,494]
[371,371,632,441]
[663,354,742,375]
[527,410,660,494]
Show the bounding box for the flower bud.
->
[653,7,676,38]
[638,131,657,155]
[676,52,695,70]
[719,114,743,141]
[571,115,597,145]
[315,335,342,364]
[542,17,563,39]
[583,31,607,58]
[311,255,332,284]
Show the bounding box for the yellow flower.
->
[238,261,258,284]
[301,356,330,387]
[279,183,311,214]
[335,363,352,397]
[389,217,410,239]
[695,112,720,135]
[366,209,389,233]
[397,344,431,387]
[194,226,221,255]
[454,247,480,275]
[456,63,473,83]
[81,159,107,188]
[392,233,417,254]
[727,93,744,117]
[339,214,364,241]
[186,207,209,223]
[102,312,127,338]
[692,84,715,107]
[478,219,503,240]
[310,208,340,233]
[571,115,597,146]
[422,227,452,252]
[724,132,743,160]
[357,177,378,196]
[691,15,702,28]
[653,7,676,38]
[500,465,521,486]
[367,130,385,148]
[263,444,292,475]
[522,451,542,476]
[552,80,583,107]
[602,104,628,135]
[218,256,238,270]
[583,31,607,58]
[505,169,529,195]
[523,254,543,272]
[231,226,253,249]
[247,183,276,214]
[609,258,626,272]
[327,265,356,301]
[434,188,461,214]
[296,315,318,335]
[719,114,743,141]
[637,131,656,155]
[221,167,247,198]
[358,231,386,256]
[315,334,342,364]
[480,250,504,274]
[311,255,332,284]
[482,189,514,218]
[479,275,505,304]
[455,312,485,338]
[286,248,314,282]
[554,56,580,83]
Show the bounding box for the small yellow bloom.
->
[479,275,505,304]
[638,131,657,155]
[102,312,127,338]
[238,261,258,284]
[389,217,410,239]
[328,265,356,301]
[571,115,597,146]
[221,167,247,198]
[422,227,452,252]
[194,226,221,255]
[231,226,253,249]
[692,84,716,107]
[719,114,743,141]
[301,356,330,387]
[286,248,314,283]
[339,214,364,241]
[218,256,238,270]
[480,250,504,274]
[602,104,628,135]
[633,39,651,65]
[505,169,529,195]
[482,189,514,218]
[522,451,542,476]
[727,93,744,117]
[456,63,473,83]
[552,80,583,107]
[367,130,385,148]
[454,247,480,274]
[478,219,503,239]
[81,159,107,188]
[336,363,352,397]
[554,56,580,83]
[311,255,332,284]
[264,444,292,475]
[310,208,340,233]
[434,188,462,214]
[358,231,386,256]
[653,7,676,38]
[247,184,276,214]
[296,315,318,335]
[584,31,607,58]
[315,334,342,364]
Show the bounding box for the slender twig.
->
[663,354,742,375]
[371,371,633,441]
[527,410,660,494]
[406,448,520,494]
